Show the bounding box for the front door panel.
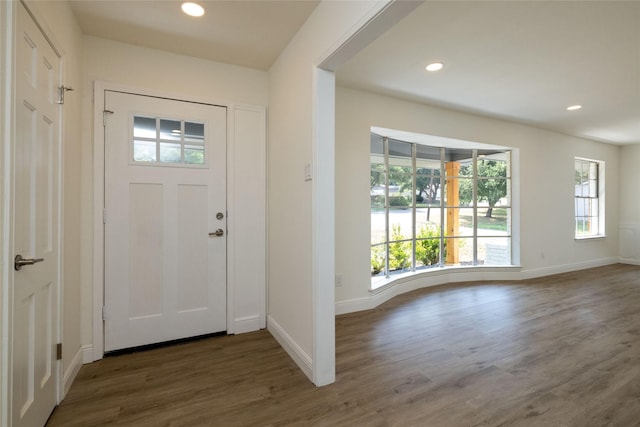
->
[104,91,227,352]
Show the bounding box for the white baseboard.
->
[63,346,83,398]
[234,315,262,334]
[266,315,312,382]
[82,344,94,364]
[336,259,620,315]
[619,257,640,266]
[520,257,619,280]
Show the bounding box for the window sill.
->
[575,234,607,241]
[370,264,522,292]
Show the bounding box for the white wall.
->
[335,87,620,311]
[81,37,268,356]
[267,0,395,385]
[619,144,640,263]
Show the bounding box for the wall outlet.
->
[335,274,343,287]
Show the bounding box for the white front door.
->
[103,91,227,352]
[12,2,61,426]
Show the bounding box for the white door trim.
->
[92,82,265,361]
[0,3,15,424]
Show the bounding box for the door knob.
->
[208,229,224,237]
[14,254,44,271]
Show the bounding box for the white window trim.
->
[574,157,606,239]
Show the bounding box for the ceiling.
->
[68,0,319,70]
[336,1,640,145]
[68,1,640,145]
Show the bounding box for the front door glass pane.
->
[132,115,206,167]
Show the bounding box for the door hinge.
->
[103,208,107,224]
[103,109,114,126]
[102,306,107,321]
[56,343,62,360]
[57,85,74,105]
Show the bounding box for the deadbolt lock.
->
[216,212,224,220]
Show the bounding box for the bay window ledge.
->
[370,264,523,293]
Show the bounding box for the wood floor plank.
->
[47,264,640,426]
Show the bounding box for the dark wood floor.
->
[48,264,640,426]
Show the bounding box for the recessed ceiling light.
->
[182,2,205,17]
[425,62,444,72]
[567,105,582,111]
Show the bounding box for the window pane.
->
[576,218,587,235]
[371,209,386,245]
[184,146,204,165]
[443,237,473,266]
[478,237,511,265]
[477,207,511,234]
[370,134,384,155]
[590,199,599,217]
[133,140,156,162]
[388,220,411,245]
[416,166,441,205]
[184,122,204,143]
[371,244,386,277]
[588,179,597,198]
[387,162,411,205]
[389,238,412,273]
[575,198,586,217]
[445,148,473,170]
[416,222,442,268]
[477,158,508,178]
[159,119,181,141]
[160,142,181,163]
[388,140,412,158]
[416,209,441,233]
[575,160,583,187]
[477,177,509,207]
[577,218,594,236]
[371,192,386,209]
[133,116,156,139]
[446,207,473,237]
[444,177,473,207]
[416,238,441,268]
[416,144,441,161]
[370,166,385,198]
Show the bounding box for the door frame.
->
[92,82,264,360]
[1,0,66,424]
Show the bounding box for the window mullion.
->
[155,118,160,162]
[472,149,478,265]
[439,147,445,267]
[412,144,417,271]
[384,137,390,277]
[180,121,185,163]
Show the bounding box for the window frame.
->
[371,134,513,286]
[574,157,605,239]
[130,114,208,168]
